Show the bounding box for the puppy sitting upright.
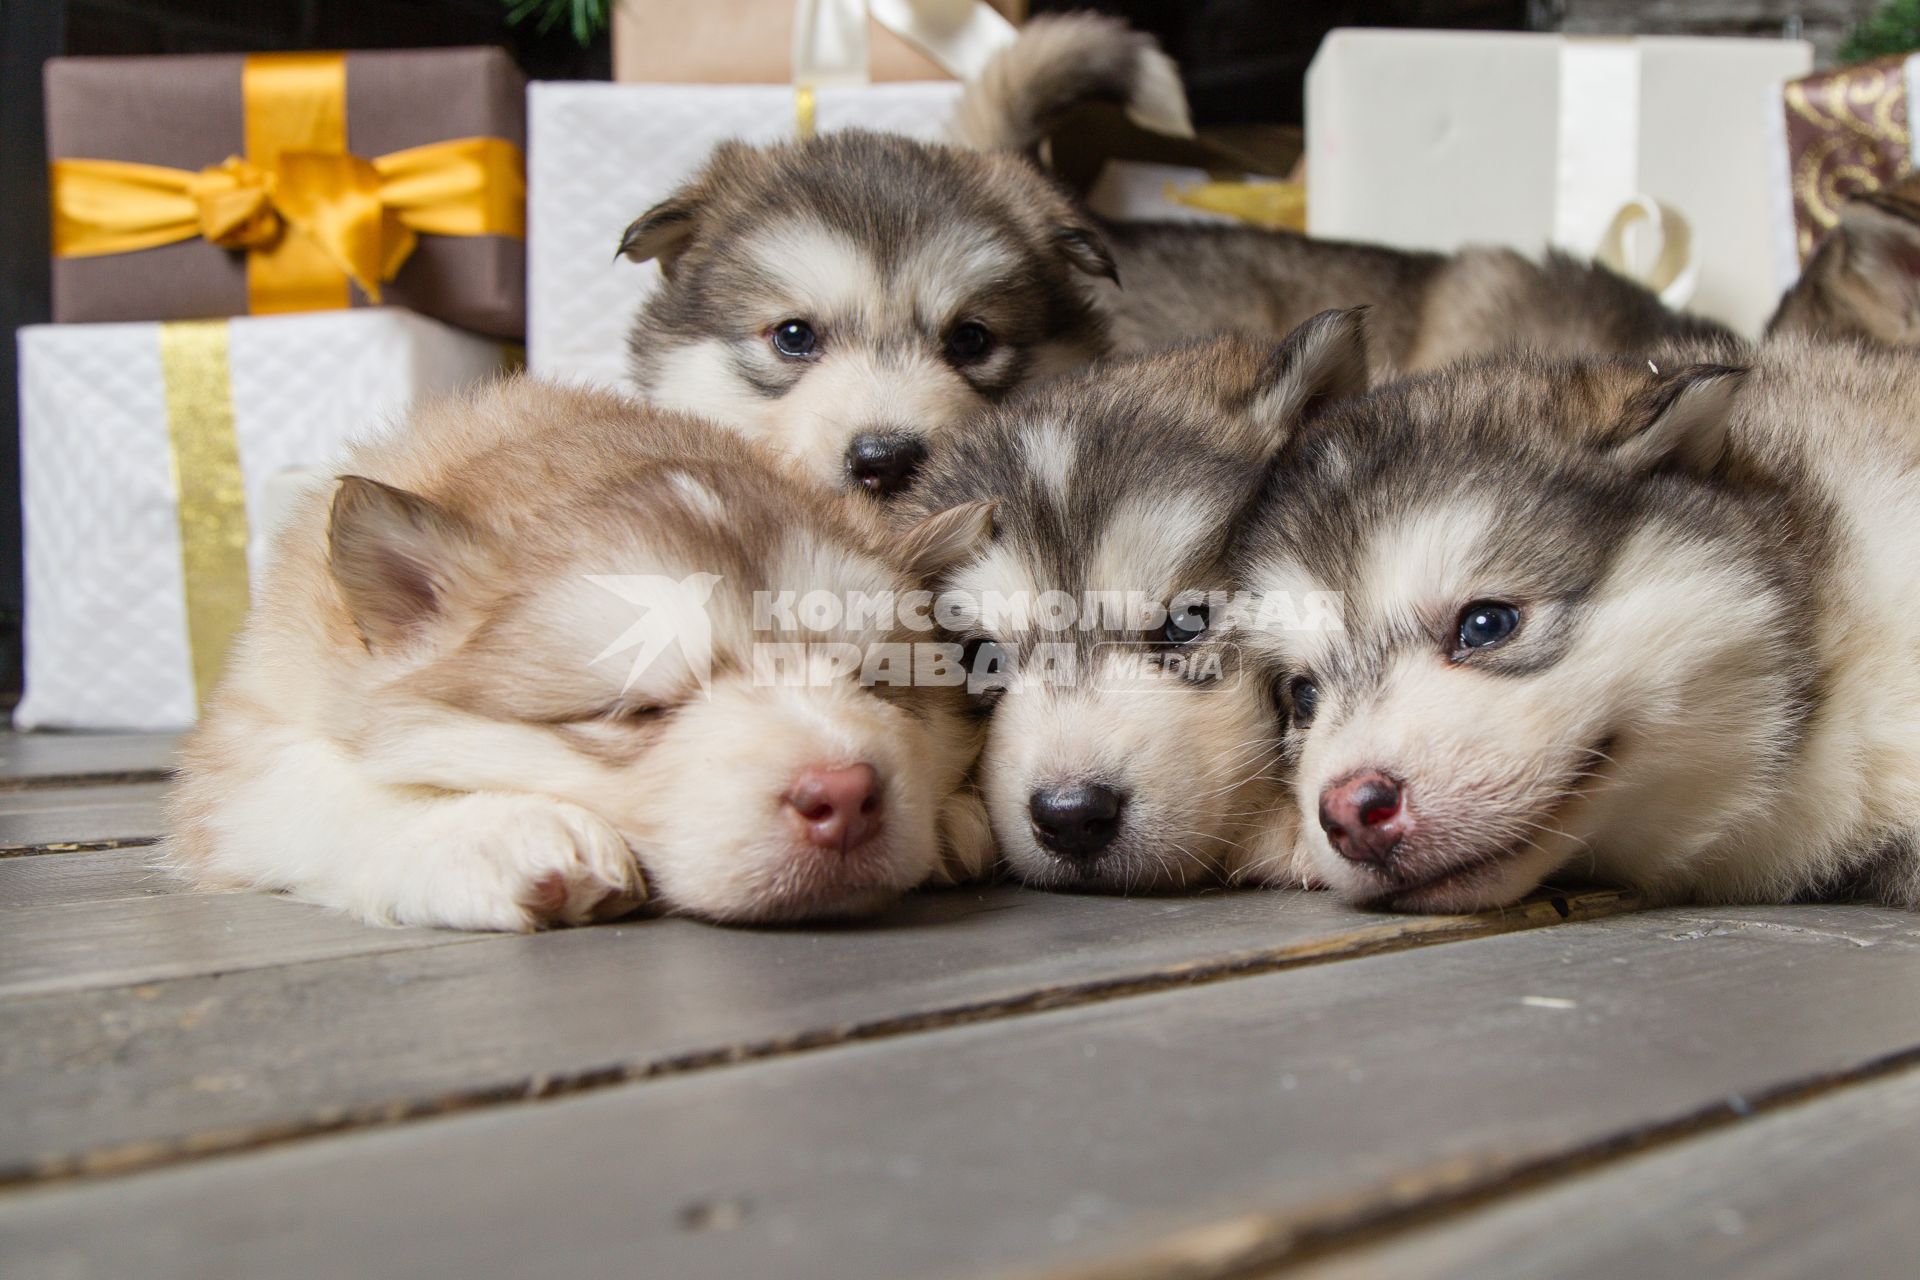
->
[167,380,993,931]
[1236,331,1920,912]
[893,315,1366,892]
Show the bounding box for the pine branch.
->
[1839,0,1920,64]
[504,0,613,48]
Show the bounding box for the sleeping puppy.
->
[891,314,1367,893]
[621,14,1732,503]
[166,379,994,931]
[955,15,1738,378]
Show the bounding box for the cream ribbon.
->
[1594,196,1697,309]
[792,0,1020,91]
[1555,38,1698,308]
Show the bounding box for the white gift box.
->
[1306,29,1812,335]
[528,81,962,389]
[16,310,507,731]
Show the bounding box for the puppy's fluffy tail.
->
[948,12,1192,155]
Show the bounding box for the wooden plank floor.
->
[1,732,1916,1278]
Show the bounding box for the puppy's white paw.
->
[1223,824,1320,890]
[381,794,646,932]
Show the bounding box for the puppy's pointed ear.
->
[329,476,489,651]
[1054,220,1119,285]
[1609,364,1747,476]
[897,499,997,581]
[1249,308,1371,441]
[1771,189,1920,342]
[618,188,702,276]
[1835,195,1920,330]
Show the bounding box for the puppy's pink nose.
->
[1318,769,1410,865]
[784,763,882,852]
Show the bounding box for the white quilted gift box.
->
[16,310,507,731]
[528,81,961,389]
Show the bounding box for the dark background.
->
[0,0,1862,706]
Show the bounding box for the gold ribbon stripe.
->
[794,83,818,139]
[158,322,251,711]
[243,51,349,313]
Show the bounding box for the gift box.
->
[1771,54,1918,282]
[528,80,962,387]
[613,0,1024,85]
[1306,30,1812,335]
[46,47,528,339]
[15,310,508,731]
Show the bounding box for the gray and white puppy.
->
[618,17,1193,500]
[892,315,1366,892]
[618,133,1131,499]
[619,13,1733,503]
[1234,329,1920,913]
[953,15,1739,379]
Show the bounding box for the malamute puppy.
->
[893,314,1367,892]
[167,379,995,931]
[620,14,1730,503]
[619,130,1129,499]
[1235,331,1920,912]
[955,15,1736,376]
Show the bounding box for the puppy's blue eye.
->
[770,320,817,358]
[1157,601,1208,645]
[945,322,993,363]
[1284,676,1319,728]
[1457,601,1521,650]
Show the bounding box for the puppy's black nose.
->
[1030,784,1126,864]
[845,432,928,498]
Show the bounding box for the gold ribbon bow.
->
[50,51,524,314]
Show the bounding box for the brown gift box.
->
[45,46,527,339]
[1780,54,1915,265]
[613,0,1024,84]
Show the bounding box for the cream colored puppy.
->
[167,378,994,931]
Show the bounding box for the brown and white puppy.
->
[1768,177,1920,349]
[620,132,1121,499]
[1236,330,1920,913]
[166,378,994,931]
[618,17,1194,502]
[893,316,1367,892]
